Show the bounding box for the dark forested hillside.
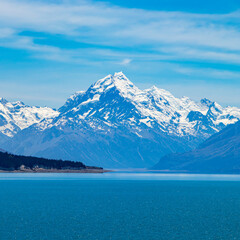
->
[0,151,102,171]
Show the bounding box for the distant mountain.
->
[152,121,240,174]
[0,98,58,143]
[0,148,6,152]
[2,72,240,168]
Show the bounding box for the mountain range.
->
[152,120,240,174]
[0,98,58,142]
[1,72,240,168]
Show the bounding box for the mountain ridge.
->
[152,121,240,174]
[1,72,240,168]
[0,98,59,142]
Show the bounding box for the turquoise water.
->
[1,173,240,240]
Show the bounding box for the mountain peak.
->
[12,101,25,106]
[90,72,139,96]
[113,71,124,77]
[200,98,213,107]
[112,72,136,90]
[0,98,8,104]
[145,85,174,100]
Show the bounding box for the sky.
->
[0,0,239,108]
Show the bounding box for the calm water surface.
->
[1,173,240,240]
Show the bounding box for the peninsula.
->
[0,151,104,173]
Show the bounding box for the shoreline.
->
[0,168,111,173]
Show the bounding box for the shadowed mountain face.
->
[2,72,240,168]
[152,121,240,174]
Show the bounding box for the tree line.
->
[0,151,97,170]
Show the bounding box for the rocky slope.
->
[152,121,240,173]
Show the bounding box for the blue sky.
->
[0,0,239,108]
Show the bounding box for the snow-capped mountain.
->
[2,72,240,168]
[0,98,59,142]
[54,72,239,139]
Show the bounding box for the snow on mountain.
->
[52,72,239,139]
[59,91,85,113]
[0,98,59,139]
[2,72,240,168]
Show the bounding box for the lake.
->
[1,173,240,240]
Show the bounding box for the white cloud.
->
[120,58,132,65]
[174,66,240,79]
[0,0,239,65]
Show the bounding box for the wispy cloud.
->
[120,58,132,65]
[0,0,240,65]
[174,66,240,80]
